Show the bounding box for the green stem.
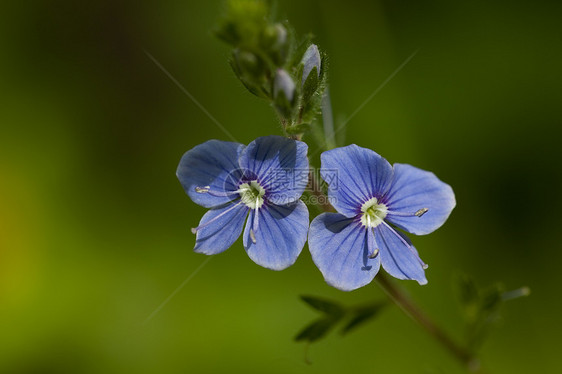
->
[321,88,336,149]
[375,273,482,373]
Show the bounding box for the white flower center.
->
[238,180,265,209]
[360,197,388,228]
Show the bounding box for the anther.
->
[369,248,380,259]
[250,229,257,244]
[195,186,210,193]
[386,208,430,218]
[196,186,239,197]
[415,208,429,217]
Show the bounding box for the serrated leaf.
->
[341,302,386,335]
[300,295,344,317]
[295,318,337,342]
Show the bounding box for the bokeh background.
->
[1,0,561,373]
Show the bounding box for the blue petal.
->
[320,145,393,217]
[384,164,456,235]
[376,224,427,285]
[242,200,309,270]
[177,140,245,208]
[194,203,248,255]
[239,136,309,205]
[308,213,380,291]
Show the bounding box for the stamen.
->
[381,220,428,269]
[367,229,380,259]
[191,202,243,234]
[386,208,429,218]
[251,203,260,244]
[195,185,239,197]
[415,208,429,217]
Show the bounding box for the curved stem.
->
[375,273,482,373]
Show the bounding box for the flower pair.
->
[177,136,455,291]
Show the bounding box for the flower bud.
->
[270,23,287,48]
[274,69,295,102]
[262,23,289,66]
[301,44,321,86]
[232,49,265,77]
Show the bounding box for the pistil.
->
[360,197,388,228]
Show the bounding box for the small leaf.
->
[273,91,293,119]
[455,274,479,307]
[300,295,344,317]
[341,302,386,335]
[302,66,319,102]
[295,318,337,342]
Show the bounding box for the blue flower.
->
[177,135,310,270]
[308,145,456,291]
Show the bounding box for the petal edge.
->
[308,213,380,291]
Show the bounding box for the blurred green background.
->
[1,0,561,373]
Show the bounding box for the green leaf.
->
[455,274,479,308]
[229,54,270,99]
[341,302,386,335]
[479,285,503,317]
[273,90,294,119]
[453,275,523,353]
[302,66,319,102]
[300,295,344,317]
[295,318,337,342]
